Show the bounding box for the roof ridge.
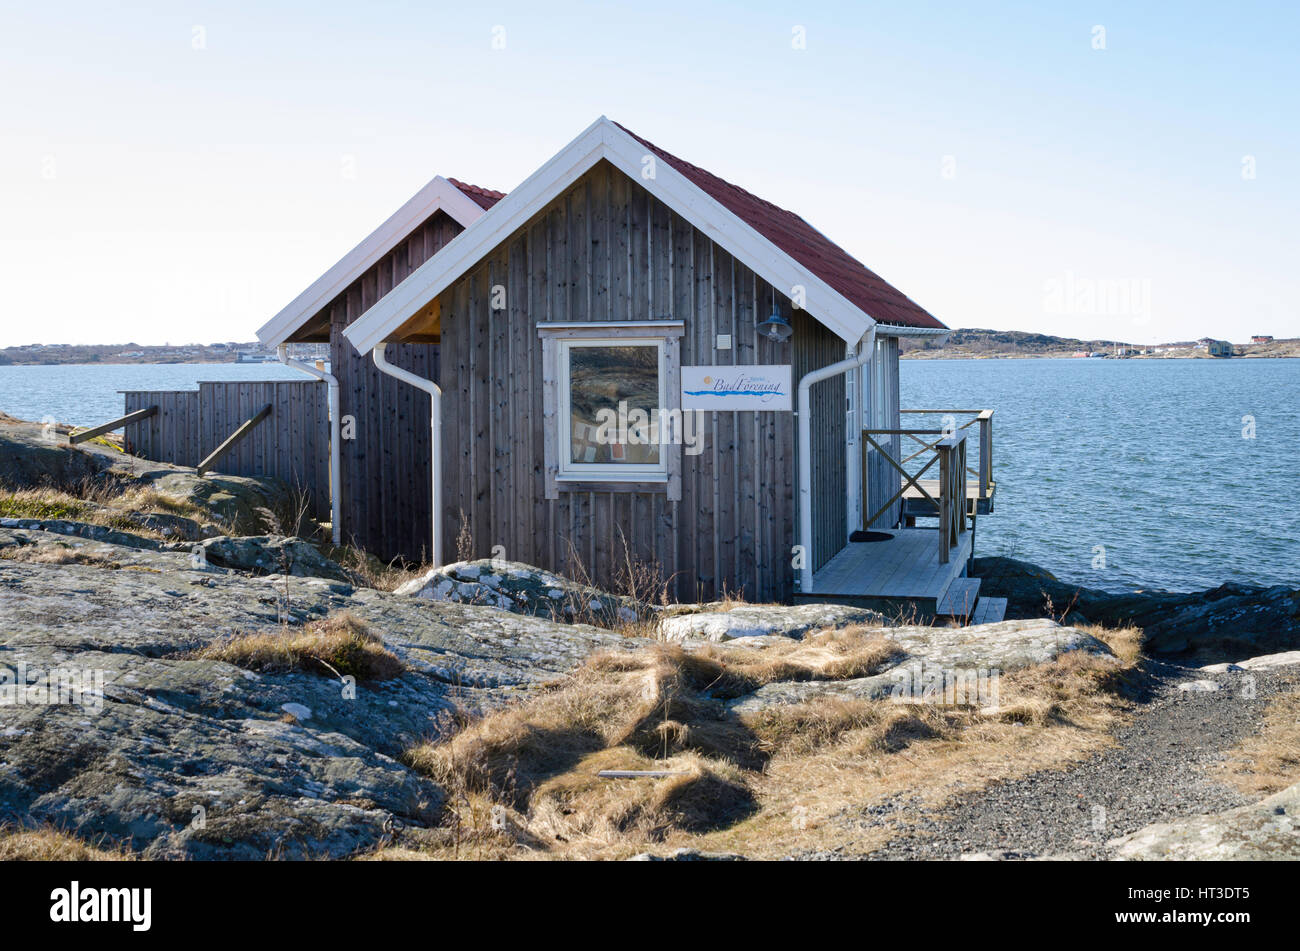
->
[447,177,506,200]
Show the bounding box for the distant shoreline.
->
[901,351,1299,361]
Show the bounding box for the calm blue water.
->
[901,358,1299,592]
[0,363,304,428]
[1,359,1296,593]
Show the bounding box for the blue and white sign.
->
[680,365,793,411]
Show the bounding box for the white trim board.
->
[256,175,489,347]
[878,324,951,340]
[343,117,878,355]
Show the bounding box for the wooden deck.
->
[902,479,996,516]
[796,527,974,615]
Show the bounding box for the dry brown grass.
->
[114,486,205,520]
[385,623,1140,860]
[330,546,427,592]
[0,487,94,521]
[0,825,132,861]
[1223,686,1300,796]
[0,482,212,539]
[196,611,404,681]
[0,545,121,568]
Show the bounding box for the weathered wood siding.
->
[792,311,849,572]
[120,390,201,467]
[865,335,902,529]
[323,210,462,560]
[432,161,850,602]
[122,381,330,517]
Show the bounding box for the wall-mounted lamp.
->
[757,301,793,342]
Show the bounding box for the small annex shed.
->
[258,175,505,559]
[300,117,960,604]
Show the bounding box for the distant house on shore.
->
[1206,340,1233,357]
[1251,335,1274,344]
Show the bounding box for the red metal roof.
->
[448,177,506,210]
[614,123,946,331]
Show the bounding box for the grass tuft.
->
[196,611,404,681]
[395,621,1143,859]
[0,825,132,861]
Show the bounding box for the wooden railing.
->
[936,431,968,563]
[899,409,993,500]
[862,426,969,564]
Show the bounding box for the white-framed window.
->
[557,337,668,481]
[537,321,684,499]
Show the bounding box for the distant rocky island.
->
[4,334,1292,366]
[902,329,1299,360]
[0,342,328,366]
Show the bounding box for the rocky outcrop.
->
[0,418,109,489]
[726,618,1115,714]
[199,535,355,582]
[1109,782,1300,860]
[1199,650,1300,674]
[0,527,641,859]
[396,559,643,626]
[1,517,172,551]
[974,556,1300,659]
[658,603,888,642]
[0,414,296,536]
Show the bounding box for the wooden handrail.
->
[935,432,968,564]
[68,406,157,445]
[863,424,973,564]
[881,409,994,500]
[197,403,272,476]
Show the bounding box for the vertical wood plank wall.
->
[792,311,849,572]
[122,381,329,516]
[434,160,850,602]
[120,390,200,467]
[865,335,903,529]
[324,211,462,561]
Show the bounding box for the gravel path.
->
[827,661,1298,860]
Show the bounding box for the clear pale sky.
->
[2,1,1296,347]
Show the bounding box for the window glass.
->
[567,344,661,466]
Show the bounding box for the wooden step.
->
[936,577,981,618]
[967,596,1007,625]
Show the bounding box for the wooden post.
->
[197,403,272,476]
[68,406,157,445]
[977,410,993,498]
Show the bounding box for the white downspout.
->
[796,324,877,594]
[372,343,442,567]
[278,343,342,546]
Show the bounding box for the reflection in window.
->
[567,345,661,466]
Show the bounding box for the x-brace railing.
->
[861,428,945,530]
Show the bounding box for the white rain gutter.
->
[372,343,442,567]
[796,324,877,594]
[278,344,341,546]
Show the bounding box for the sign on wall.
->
[680,365,793,411]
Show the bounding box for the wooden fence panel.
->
[121,381,330,519]
[121,390,200,465]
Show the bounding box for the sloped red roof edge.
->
[612,122,946,331]
[448,177,507,210]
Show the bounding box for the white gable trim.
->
[343,118,876,355]
[256,175,489,347]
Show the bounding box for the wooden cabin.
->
[260,117,1004,620]
[256,175,505,559]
